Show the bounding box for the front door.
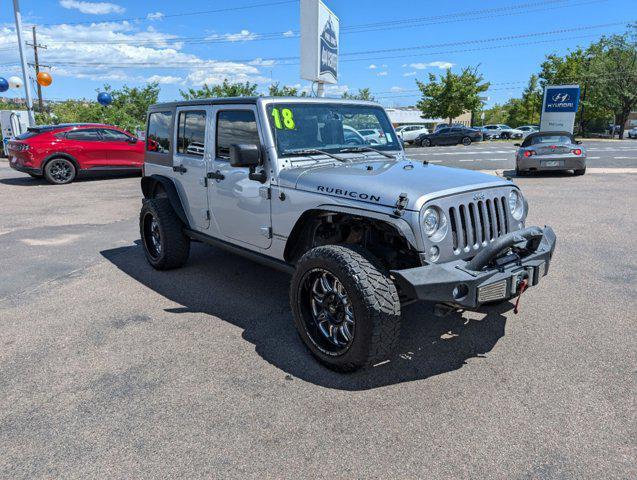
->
[208,106,271,249]
[99,128,138,167]
[172,106,211,230]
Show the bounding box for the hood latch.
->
[394,192,409,216]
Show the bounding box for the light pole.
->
[12,0,35,126]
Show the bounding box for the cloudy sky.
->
[0,0,632,106]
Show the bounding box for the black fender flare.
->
[140,175,191,228]
[42,152,80,172]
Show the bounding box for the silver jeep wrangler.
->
[139,97,556,372]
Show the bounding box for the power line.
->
[18,0,608,48]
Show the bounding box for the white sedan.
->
[396,125,429,144]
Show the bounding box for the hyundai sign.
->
[301,0,339,85]
[540,85,580,133]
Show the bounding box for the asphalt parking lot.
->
[1,150,636,479]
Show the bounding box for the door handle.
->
[173,165,187,174]
[207,170,225,181]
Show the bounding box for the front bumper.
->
[391,226,556,309]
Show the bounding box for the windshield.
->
[266,103,400,157]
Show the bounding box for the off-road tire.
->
[44,157,76,184]
[290,245,401,372]
[574,168,586,176]
[140,198,190,270]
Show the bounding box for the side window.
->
[100,129,130,141]
[437,128,450,134]
[216,110,260,159]
[147,111,172,153]
[65,129,101,141]
[177,110,206,157]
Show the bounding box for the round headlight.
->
[508,190,524,220]
[423,207,440,236]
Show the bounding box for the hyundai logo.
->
[552,92,570,102]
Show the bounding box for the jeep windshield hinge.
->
[260,226,272,239]
[259,186,271,199]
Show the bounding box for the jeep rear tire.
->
[140,198,190,270]
[290,245,401,372]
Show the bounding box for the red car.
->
[7,123,144,184]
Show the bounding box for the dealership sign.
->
[540,85,580,133]
[301,0,339,84]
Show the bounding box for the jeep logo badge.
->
[473,192,485,201]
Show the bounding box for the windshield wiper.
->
[339,146,397,159]
[282,148,350,163]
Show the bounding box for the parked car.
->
[7,123,144,184]
[482,124,524,139]
[416,126,483,147]
[357,128,385,144]
[342,125,369,145]
[627,127,637,139]
[515,131,586,176]
[517,125,539,137]
[140,97,555,372]
[395,125,429,144]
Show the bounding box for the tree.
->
[416,66,490,125]
[342,88,375,101]
[268,83,307,97]
[481,103,510,124]
[180,79,258,99]
[38,82,159,132]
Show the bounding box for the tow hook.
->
[513,277,529,314]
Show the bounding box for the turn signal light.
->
[523,150,535,157]
[571,148,582,155]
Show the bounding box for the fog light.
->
[452,284,469,300]
[428,246,439,262]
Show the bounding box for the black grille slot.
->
[500,196,509,233]
[459,205,468,249]
[468,203,478,247]
[449,207,458,251]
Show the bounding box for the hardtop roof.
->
[148,96,380,111]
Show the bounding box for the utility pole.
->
[28,26,46,112]
[12,0,35,126]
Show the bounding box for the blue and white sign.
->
[540,85,580,133]
[301,0,339,84]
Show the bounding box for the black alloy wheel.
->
[44,158,76,184]
[142,212,162,260]
[422,138,432,147]
[301,268,355,355]
[462,136,472,146]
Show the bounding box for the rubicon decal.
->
[317,185,381,202]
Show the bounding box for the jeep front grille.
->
[449,196,509,254]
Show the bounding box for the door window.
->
[216,110,259,159]
[100,129,130,141]
[65,129,101,141]
[177,111,206,157]
[437,128,450,134]
[147,111,172,153]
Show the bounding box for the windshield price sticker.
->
[272,108,296,130]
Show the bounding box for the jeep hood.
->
[278,158,510,211]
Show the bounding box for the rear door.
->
[172,106,212,230]
[64,128,108,168]
[208,106,271,249]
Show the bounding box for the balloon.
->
[0,77,8,92]
[97,92,112,106]
[37,72,52,87]
[8,76,23,89]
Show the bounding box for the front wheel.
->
[421,138,432,147]
[500,132,510,140]
[140,198,190,270]
[461,136,472,146]
[290,245,401,372]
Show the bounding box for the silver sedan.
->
[515,131,586,176]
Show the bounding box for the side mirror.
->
[230,144,260,168]
[127,137,138,144]
[513,143,520,147]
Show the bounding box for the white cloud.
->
[381,64,387,68]
[249,58,276,67]
[145,75,182,84]
[0,22,268,86]
[207,29,257,42]
[59,0,125,15]
[282,30,295,37]
[410,61,454,70]
[147,12,164,21]
[377,71,388,77]
[390,86,404,93]
[403,71,417,77]
[368,64,377,69]
[325,84,349,96]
